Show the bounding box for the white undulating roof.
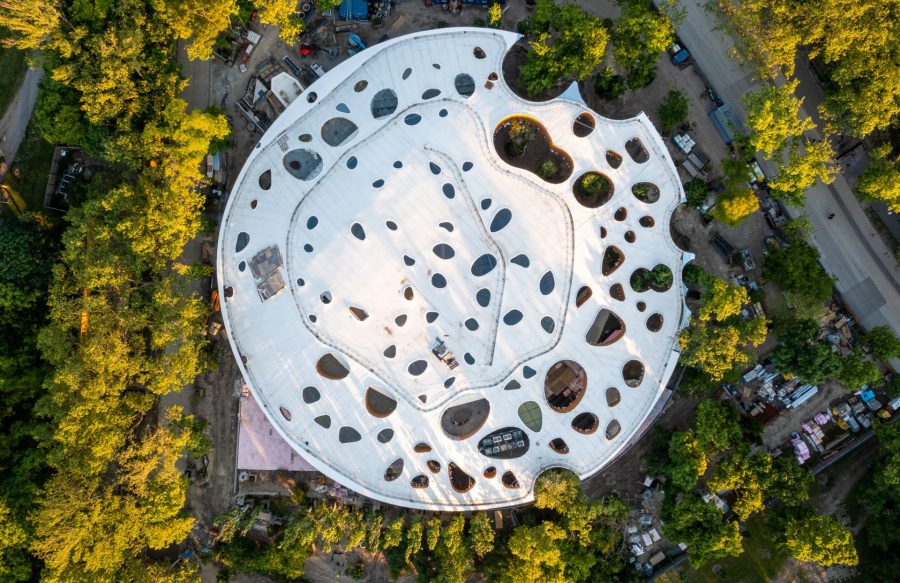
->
[218,28,693,510]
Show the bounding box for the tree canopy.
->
[857,145,900,213]
[763,219,834,304]
[743,80,815,158]
[782,515,858,566]
[773,318,840,385]
[664,496,743,568]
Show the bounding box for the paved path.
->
[0,67,43,183]
[665,0,900,368]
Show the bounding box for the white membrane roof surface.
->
[218,28,692,510]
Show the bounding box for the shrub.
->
[684,178,708,208]
[507,119,536,156]
[594,67,626,100]
[539,160,558,179]
[659,89,689,134]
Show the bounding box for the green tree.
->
[769,139,837,206]
[857,145,900,213]
[497,522,567,583]
[773,319,841,384]
[435,514,472,583]
[0,499,30,582]
[667,431,707,491]
[593,67,626,100]
[404,516,423,565]
[743,79,815,157]
[382,515,405,550]
[518,0,609,96]
[836,350,881,390]
[863,325,900,362]
[782,515,858,566]
[539,159,558,179]
[658,89,689,134]
[712,188,760,226]
[0,0,61,49]
[256,0,304,44]
[684,178,709,208]
[708,452,771,520]
[612,0,674,72]
[468,513,494,558]
[763,220,834,303]
[153,0,238,60]
[488,2,502,27]
[692,399,744,454]
[664,496,743,568]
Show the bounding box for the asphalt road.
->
[0,67,43,183]
[665,0,900,367]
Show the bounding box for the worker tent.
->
[708,103,745,145]
[339,0,368,20]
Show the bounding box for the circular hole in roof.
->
[432,63,441,69]
[238,261,246,272]
[283,148,324,180]
[575,285,592,308]
[572,412,599,434]
[476,288,491,307]
[354,80,368,92]
[625,231,636,243]
[321,118,358,147]
[279,406,292,421]
[600,226,607,238]
[336,102,350,113]
[501,471,520,489]
[631,264,673,292]
[346,156,357,169]
[439,221,454,232]
[625,137,650,163]
[306,92,317,103]
[422,88,441,100]
[505,380,521,390]
[366,387,397,418]
[429,162,441,175]
[377,428,394,443]
[462,161,474,171]
[408,360,428,376]
[503,310,523,326]
[441,399,491,440]
[471,254,498,276]
[372,179,384,188]
[606,150,623,168]
[481,198,491,210]
[403,255,415,266]
[258,170,271,190]
[607,387,621,407]
[574,172,614,208]
[573,112,595,137]
[414,442,432,453]
[439,109,448,117]
[302,386,320,403]
[383,345,396,358]
[518,401,542,432]
[249,199,257,209]
[483,466,496,478]
[464,353,475,365]
[540,316,555,334]
[235,232,249,253]
[393,160,403,169]
[473,46,486,59]
[586,308,625,346]
[511,254,530,268]
[623,360,645,387]
[448,462,477,493]
[316,353,349,380]
[320,291,332,304]
[309,314,317,322]
[426,311,438,323]
[632,182,660,203]
[404,287,414,301]
[433,243,455,259]
[427,460,441,473]
[442,183,455,199]
[640,215,655,227]
[549,438,569,454]
[431,273,447,288]
[404,113,421,126]
[637,301,646,312]
[304,243,314,253]
[523,366,536,379]
[614,207,627,221]
[297,278,305,286]
[224,286,234,298]
[539,271,555,295]
[384,459,403,481]
[402,67,412,80]
[465,318,479,331]
[602,245,625,276]
[371,88,398,119]
[394,314,407,327]
[338,427,362,443]
[314,414,330,428]
[647,313,664,332]
[299,133,312,142]
[544,360,587,412]
[610,283,625,301]
[454,73,476,97]
[606,419,622,440]
[490,208,512,232]
[444,377,455,388]
[307,216,318,229]
[488,72,498,81]
[386,220,398,230]
[411,475,429,488]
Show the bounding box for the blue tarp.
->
[708,103,745,145]
[339,0,368,20]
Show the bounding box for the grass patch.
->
[0,42,28,115]
[679,515,788,583]
[2,112,55,214]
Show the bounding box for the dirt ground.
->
[759,380,846,450]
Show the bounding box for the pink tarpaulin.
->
[237,392,315,472]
